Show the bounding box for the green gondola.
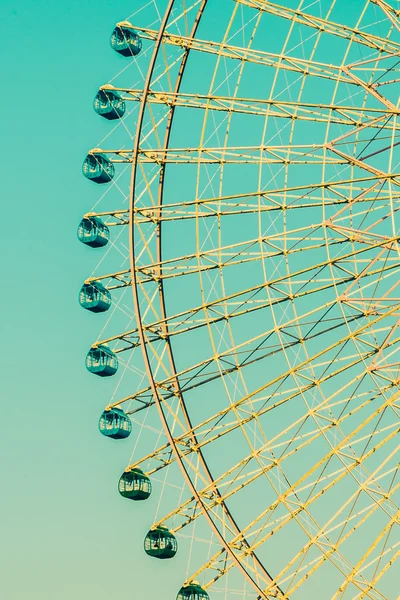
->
[86,345,118,377]
[144,526,177,559]
[77,216,110,248]
[119,468,152,500]
[177,583,209,600]
[79,281,111,313]
[94,88,125,120]
[111,22,142,57]
[82,152,114,184]
[99,407,131,439]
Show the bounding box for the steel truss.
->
[80,1,400,598]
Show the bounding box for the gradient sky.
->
[0,1,191,598]
[2,1,397,599]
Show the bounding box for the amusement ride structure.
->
[78,1,400,598]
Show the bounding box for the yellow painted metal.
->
[82,0,400,597]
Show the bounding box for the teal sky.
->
[2,1,399,599]
[0,1,189,598]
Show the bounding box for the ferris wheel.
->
[77,1,400,598]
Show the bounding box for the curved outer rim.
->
[128,1,278,597]
[153,3,282,596]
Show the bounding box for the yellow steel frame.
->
[80,1,400,598]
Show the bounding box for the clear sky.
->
[0,1,190,598]
[2,1,398,599]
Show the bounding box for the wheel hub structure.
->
[78,1,400,598]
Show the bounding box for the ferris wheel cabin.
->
[144,526,178,559]
[85,345,118,377]
[94,89,126,120]
[177,583,209,600]
[98,407,131,439]
[79,281,111,313]
[77,216,110,248]
[119,468,152,500]
[82,152,114,184]
[111,23,142,57]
